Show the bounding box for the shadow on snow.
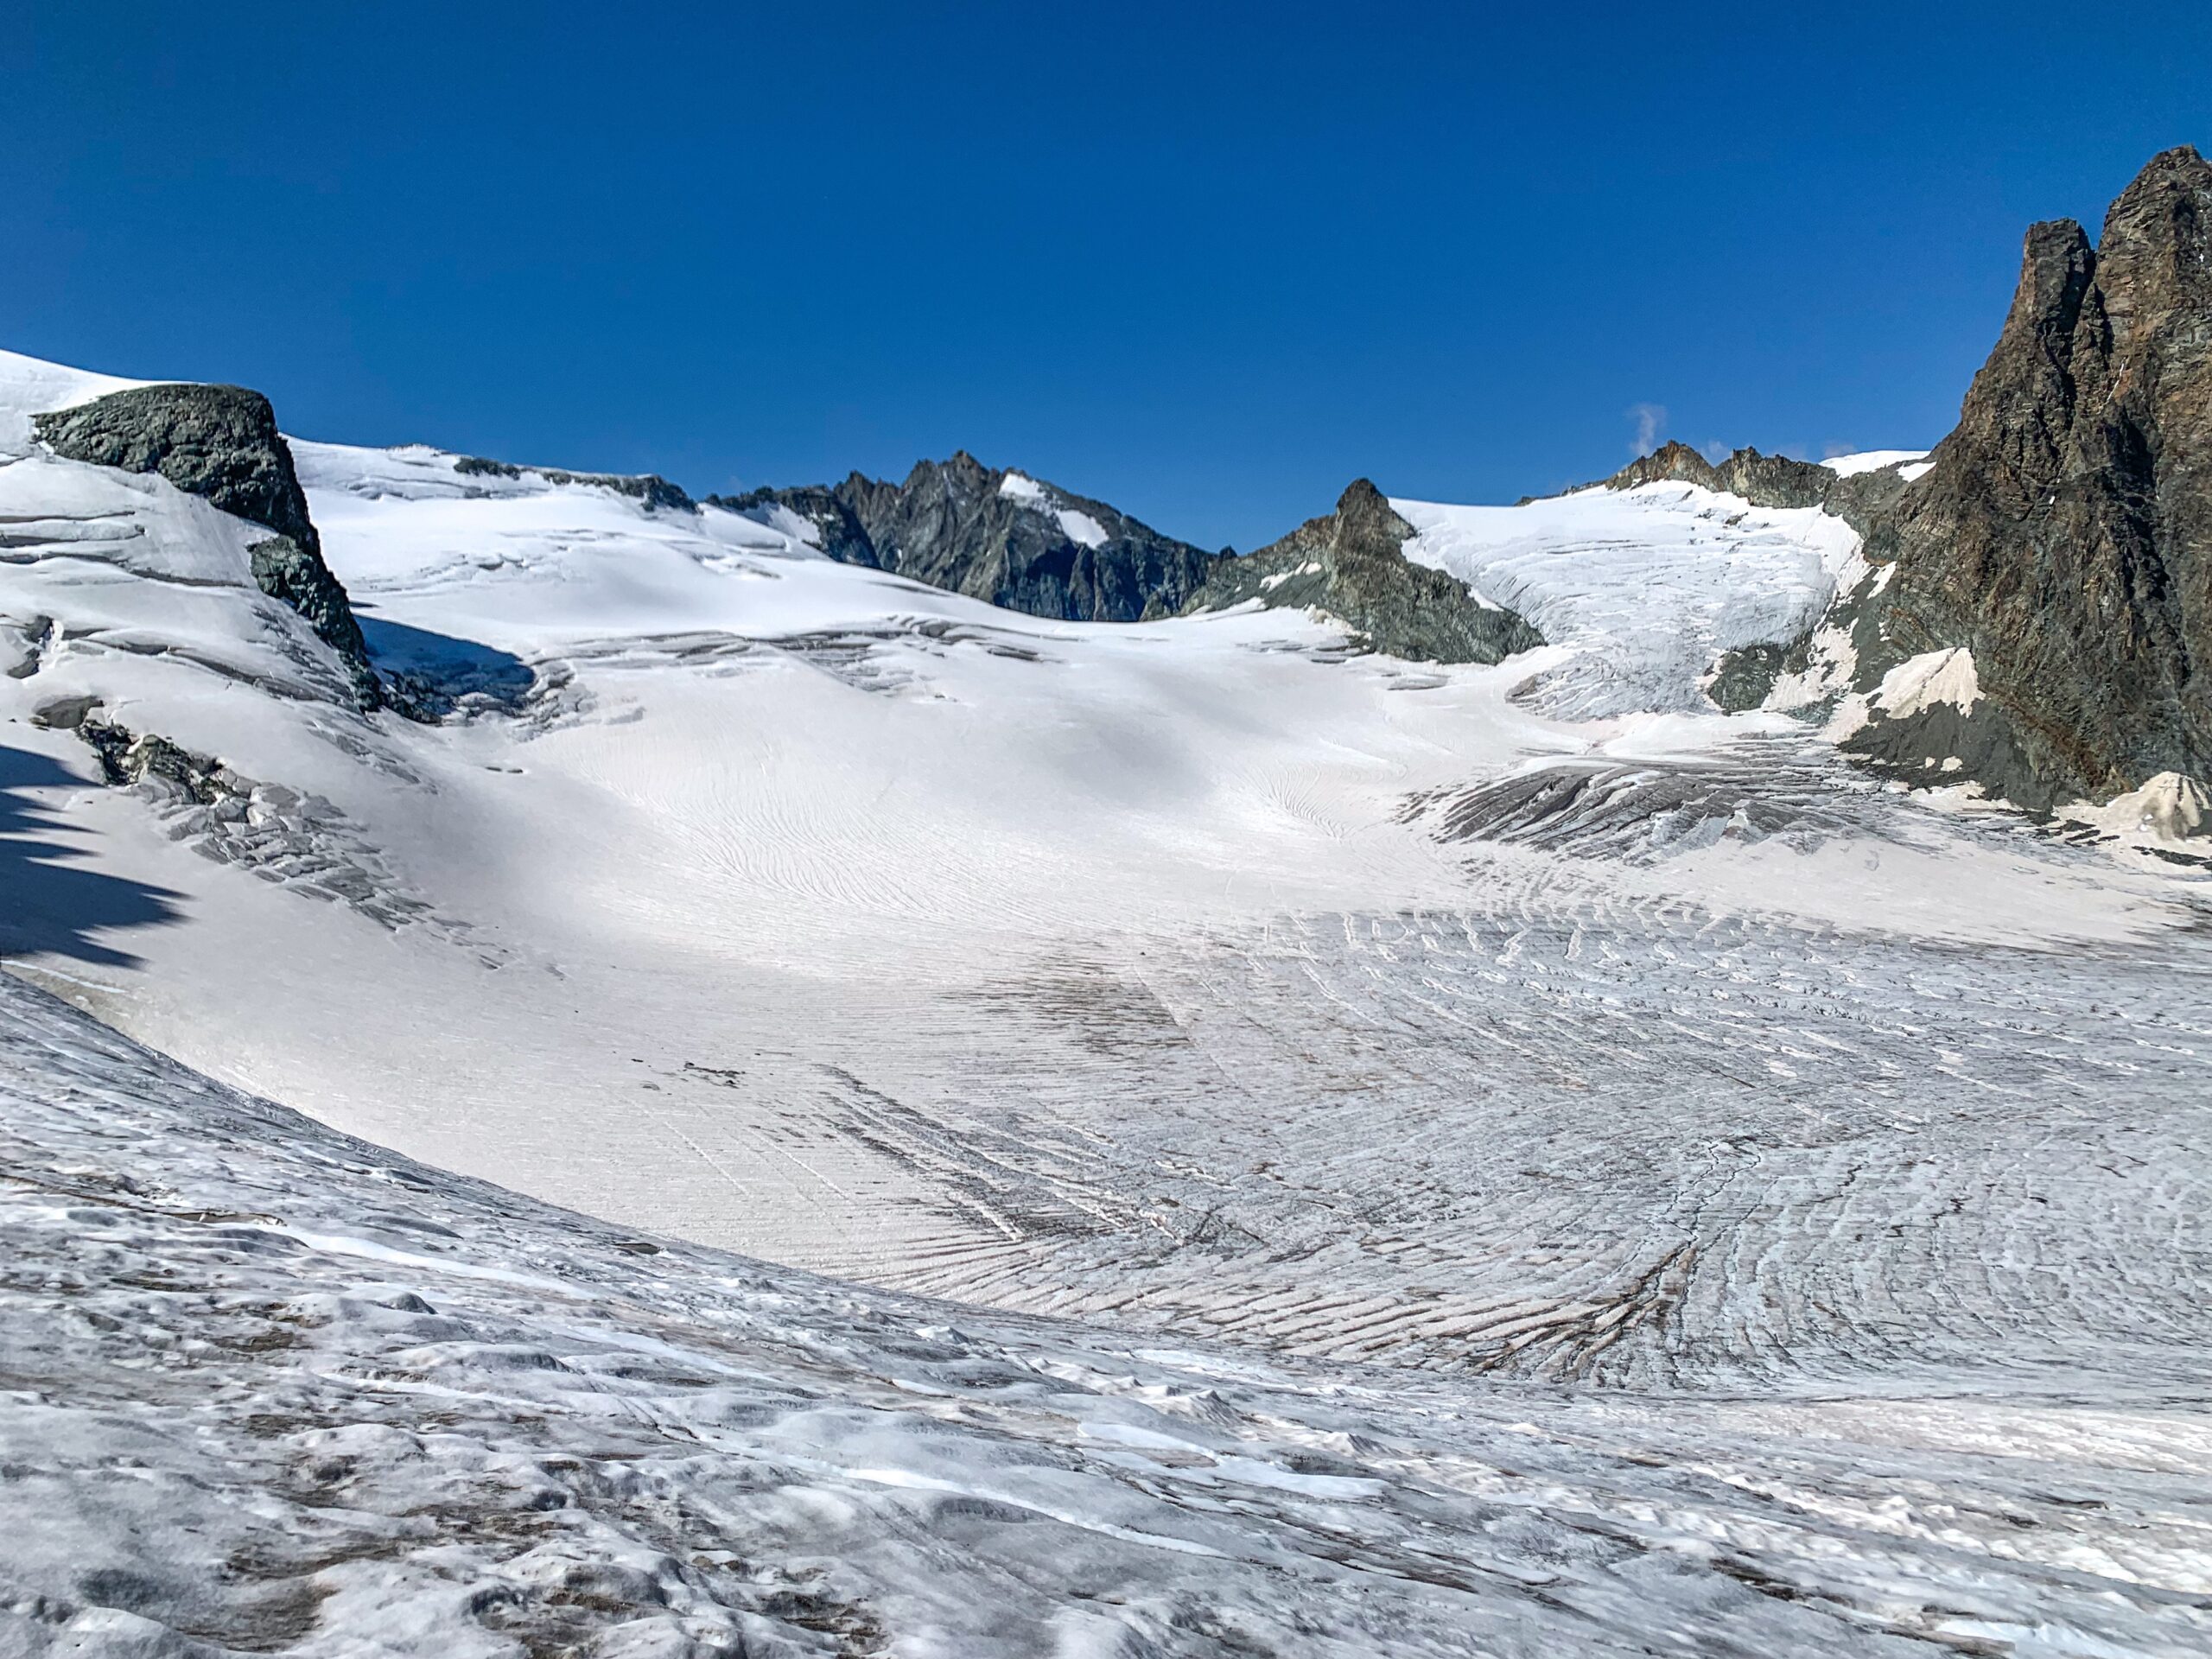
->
[0,745,186,969]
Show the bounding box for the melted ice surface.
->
[3,976,2208,1656]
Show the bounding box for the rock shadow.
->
[0,745,187,968]
[358,614,534,714]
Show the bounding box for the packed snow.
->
[9,974,2206,1656]
[1820,448,1931,478]
[1877,646,1982,718]
[2,347,2208,1654]
[997,468,1110,546]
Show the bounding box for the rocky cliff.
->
[1869,146,2212,805]
[1181,480,1542,664]
[35,385,378,703]
[728,453,1217,623]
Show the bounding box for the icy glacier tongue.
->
[3,971,2209,1657]
[1394,483,1863,718]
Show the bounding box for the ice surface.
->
[0,347,2206,1652]
[3,974,2207,1656]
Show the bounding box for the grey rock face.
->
[1706,643,1786,713]
[35,384,376,701]
[707,483,880,567]
[734,453,1217,623]
[1662,148,2212,810]
[1183,480,1543,665]
[1873,146,2212,804]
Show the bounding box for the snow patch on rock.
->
[2064,770,2209,841]
[1820,448,1929,478]
[1877,646,1980,719]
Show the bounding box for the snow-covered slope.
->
[2,347,2209,1651]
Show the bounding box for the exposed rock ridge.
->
[456,454,696,512]
[707,482,880,567]
[34,385,378,704]
[1181,480,1543,664]
[1605,148,2212,816]
[727,452,1217,623]
[1602,440,1915,540]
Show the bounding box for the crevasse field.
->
[2,349,2207,1656]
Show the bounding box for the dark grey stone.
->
[1649,149,2212,810]
[706,484,880,567]
[1592,152,2212,814]
[461,455,695,512]
[1874,147,2212,805]
[1707,644,1785,713]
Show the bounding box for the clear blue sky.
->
[6,3,2207,550]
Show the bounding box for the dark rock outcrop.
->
[706,484,880,567]
[1706,642,1787,713]
[35,385,376,702]
[457,454,695,512]
[1871,146,2212,804]
[728,453,1217,623]
[1602,154,2212,811]
[1667,148,2212,810]
[1181,480,1542,664]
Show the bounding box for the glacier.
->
[0,347,2205,1655]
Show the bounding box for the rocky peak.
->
[1861,144,2212,805]
[727,455,1218,623]
[1601,440,1910,539]
[2094,144,2212,345]
[1608,442,1723,492]
[1180,479,1542,665]
[1328,478,1413,554]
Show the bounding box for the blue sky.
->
[6,3,2208,550]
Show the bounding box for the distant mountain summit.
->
[1601,441,1917,541]
[721,452,1217,623]
[729,460,1545,664]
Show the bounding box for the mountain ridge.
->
[721,450,1220,624]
